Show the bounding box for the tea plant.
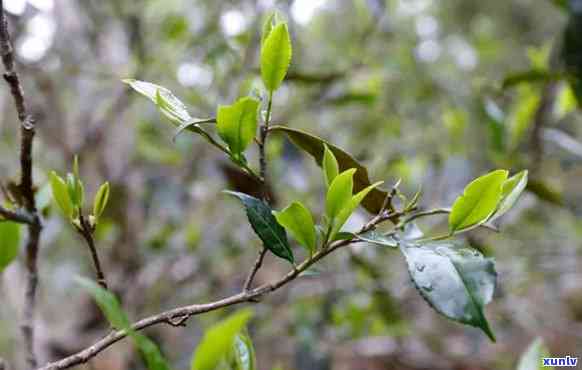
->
[0,9,530,370]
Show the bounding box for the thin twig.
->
[38,213,391,370]
[78,215,108,290]
[243,247,268,292]
[0,4,42,369]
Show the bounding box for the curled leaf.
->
[93,182,111,220]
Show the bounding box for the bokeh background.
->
[1,0,582,369]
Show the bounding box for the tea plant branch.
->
[0,205,35,224]
[76,215,108,290]
[1,3,43,369]
[38,211,401,370]
[399,208,499,232]
[244,92,275,290]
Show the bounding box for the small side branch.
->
[78,216,108,290]
[243,247,267,291]
[0,206,35,224]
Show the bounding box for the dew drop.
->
[415,262,425,272]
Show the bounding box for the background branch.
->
[0,3,42,368]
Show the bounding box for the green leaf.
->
[123,79,192,124]
[49,171,74,218]
[273,201,317,255]
[217,97,260,159]
[449,170,508,234]
[76,277,131,329]
[489,170,528,222]
[132,334,172,370]
[0,221,21,273]
[260,22,292,92]
[269,126,387,213]
[357,229,398,248]
[330,181,383,238]
[261,12,277,44]
[93,182,111,219]
[232,334,257,370]
[322,144,339,187]
[77,277,172,370]
[326,169,356,221]
[517,337,552,370]
[191,309,254,370]
[225,191,294,263]
[399,241,497,341]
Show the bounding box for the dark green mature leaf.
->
[261,22,292,92]
[517,337,553,370]
[217,97,260,159]
[191,309,254,370]
[269,126,387,213]
[399,241,497,341]
[123,79,192,124]
[0,221,21,273]
[449,170,508,233]
[225,191,294,263]
[233,334,257,370]
[273,201,317,255]
[77,278,172,370]
[489,170,528,222]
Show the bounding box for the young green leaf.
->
[269,126,387,213]
[49,171,74,218]
[261,12,276,44]
[217,97,260,160]
[322,144,339,187]
[93,182,111,219]
[132,334,172,370]
[260,22,292,92]
[517,337,552,370]
[123,79,192,124]
[0,221,21,273]
[191,309,254,370]
[225,191,294,263]
[489,170,528,222]
[330,181,383,238]
[325,169,356,222]
[273,201,317,254]
[449,169,508,234]
[399,241,497,341]
[232,334,257,370]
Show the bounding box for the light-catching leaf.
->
[191,309,254,370]
[517,337,553,370]
[123,79,192,124]
[93,182,110,219]
[232,334,257,370]
[449,170,508,234]
[357,229,398,248]
[0,221,21,273]
[399,241,497,341]
[489,170,528,222]
[269,126,387,213]
[326,169,356,221]
[217,97,260,160]
[273,201,317,255]
[225,191,294,263]
[322,144,339,187]
[330,181,383,238]
[260,22,292,92]
[49,171,74,218]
